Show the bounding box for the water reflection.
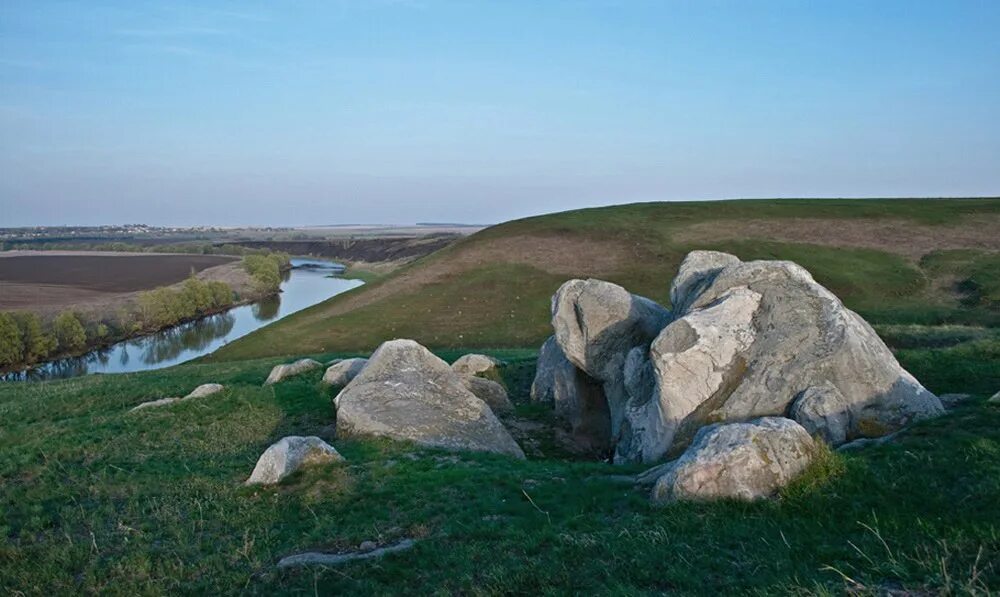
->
[252,295,281,321]
[4,259,363,381]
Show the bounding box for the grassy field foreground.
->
[2,331,999,594]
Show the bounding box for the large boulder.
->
[334,339,525,459]
[451,354,503,377]
[322,358,368,386]
[530,336,611,454]
[264,358,322,385]
[460,375,514,415]
[551,279,671,441]
[616,252,942,463]
[651,417,816,503]
[245,436,343,485]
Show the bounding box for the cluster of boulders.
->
[332,340,523,458]
[531,250,944,501]
[156,250,949,505]
[251,343,522,486]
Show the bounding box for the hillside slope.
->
[209,198,1000,361]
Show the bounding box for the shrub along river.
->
[4,258,363,381]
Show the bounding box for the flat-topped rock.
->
[245,436,343,485]
[334,339,525,459]
[264,358,322,385]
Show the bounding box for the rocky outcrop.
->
[130,383,224,412]
[334,339,525,458]
[551,279,671,443]
[264,358,322,385]
[451,354,503,377]
[322,358,368,386]
[245,436,343,485]
[989,390,1000,404]
[531,251,943,465]
[460,375,514,415]
[650,417,816,503]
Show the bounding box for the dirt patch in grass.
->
[672,215,1000,260]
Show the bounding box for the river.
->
[5,258,364,381]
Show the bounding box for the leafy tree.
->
[243,254,282,294]
[0,312,24,366]
[207,281,234,308]
[13,312,56,361]
[181,276,214,313]
[53,311,87,352]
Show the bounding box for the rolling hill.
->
[209,198,1000,361]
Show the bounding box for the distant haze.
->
[2,1,999,227]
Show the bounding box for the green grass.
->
[2,337,999,594]
[208,198,1000,361]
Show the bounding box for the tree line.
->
[0,251,291,370]
[0,276,235,370]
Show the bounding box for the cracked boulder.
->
[651,417,816,503]
[550,279,671,443]
[334,339,525,458]
[615,251,942,463]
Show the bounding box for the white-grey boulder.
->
[264,358,322,385]
[989,390,1000,404]
[130,383,225,412]
[245,436,343,485]
[451,354,503,377]
[530,335,611,453]
[460,375,514,415]
[551,279,671,441]
[789,383,852,444]
[616,251,942,463]
[651,417,816,503]
[334,339,525,459]
[322,358,368,386]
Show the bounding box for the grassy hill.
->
[4,198,999,593]
[2,339,999,593]
[208,198,1000,362]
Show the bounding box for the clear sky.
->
[2,1,999,227]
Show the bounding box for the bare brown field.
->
[0,251,239,311]
[672,215,1000,260]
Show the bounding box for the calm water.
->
[5,258,364,381]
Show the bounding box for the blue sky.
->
[2,1,998,226]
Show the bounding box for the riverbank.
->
[0,251,294,374]
[2,259,364,380]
